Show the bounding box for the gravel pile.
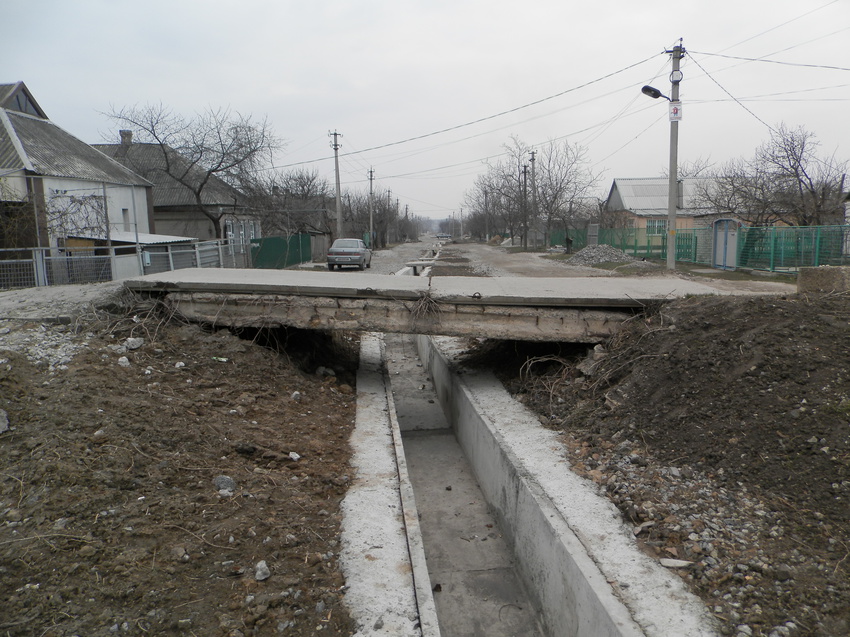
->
[0,321,93,371]
[567,244,637,266]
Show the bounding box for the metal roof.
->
[0,82,48,119]
[72,230,197,245]
[606,177,709,217]
[0,109,150,186]
[93,141,244,208]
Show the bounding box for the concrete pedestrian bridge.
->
[124,268,774,342]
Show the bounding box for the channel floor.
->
[383,333,544,637]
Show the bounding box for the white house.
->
[0,82,157,252]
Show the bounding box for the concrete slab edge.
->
[416,334,720,637]
[339,334,421,636]
[382,359,442,637]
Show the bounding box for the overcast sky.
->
[5,0,848,219]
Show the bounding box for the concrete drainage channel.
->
[339,259,718,636]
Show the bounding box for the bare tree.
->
[108,104,281,238]
[758,124,846,226]
[471,137,529,246]
[534,139,599,244]
[463,136,598,248]
[694,158,781,226]
[46,193,107,243]
[661,157,714,179]
[698,125,846,226]
[242,168,333,236]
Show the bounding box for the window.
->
[646,219,668,236]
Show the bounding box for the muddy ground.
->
[0,303,359,636]
[1,244,848,637]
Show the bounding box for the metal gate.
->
[713,219,740,270]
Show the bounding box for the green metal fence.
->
[250,234,312,269]
[556,225,849,272]
[736,225,850,271]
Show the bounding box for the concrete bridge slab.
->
[123,268,773,343]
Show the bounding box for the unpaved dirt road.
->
[1,240,841,637]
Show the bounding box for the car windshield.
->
[333,240,360,248]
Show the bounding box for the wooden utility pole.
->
[521,164,529,249]
[529,150,538,248]
[330,130,343,240]
[368,168,374,247]
[484,190,489,241]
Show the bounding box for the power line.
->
[689,49,850,73]
[270,53,660,171]
[688,54,777,134]
[338,54,659,157]
[720,0,841,53]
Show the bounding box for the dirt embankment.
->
[491,292,849,637]
[1,311,359,636]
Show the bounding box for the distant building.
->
[94,132,260,244]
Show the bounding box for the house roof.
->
[605,177,709,217]
[0,108,151,186]
[0,82,48,119]
[72,230,197,245]
[93,138,244,209]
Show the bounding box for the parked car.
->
[327,238,372,270]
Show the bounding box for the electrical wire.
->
[269,53,660,172]
[263,18,847,212]
[591,111,668,169]
[688,54,777,134]
[579,54,671,148]
[690,47,850,73]
[719,0,840,53]
[339,54,660,157]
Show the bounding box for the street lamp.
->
[642,43,684,270]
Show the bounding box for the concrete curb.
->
[340,334,439,636]
[339,334,421,636]
[382,359,441,637]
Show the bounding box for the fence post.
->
[167,245,175,272]
[33,249,48,287]
[769,227,775,272]
[814,226,821,266]
[194,243,201,268]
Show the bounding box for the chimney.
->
[119,130,133,146]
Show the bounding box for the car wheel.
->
[328,264,334,271]
[358,261,365,271]
[366,259,371,269]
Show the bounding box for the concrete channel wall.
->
[340,334,440,637]
[415,334,719,637]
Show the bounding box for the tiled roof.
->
[0,109,150,185]
[93,142,243,208]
